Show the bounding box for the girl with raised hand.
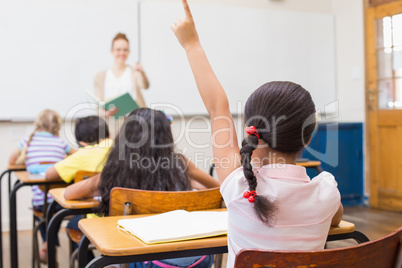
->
[171,1,343,267]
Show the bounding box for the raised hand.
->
[170,0,200,50]
[170,0,241,184]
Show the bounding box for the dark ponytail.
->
[241,81,316,225]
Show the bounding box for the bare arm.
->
[64,174,101,200]
[134,63,150,89]
[45,166,61,181]
[171,0,240,183]
[93,71,105,101]
[68,147,77,155]
[330,203,344,227]
[186,159,219,189]
[9,149,21,165]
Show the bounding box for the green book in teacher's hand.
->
[86,90,139,118]
[103,92,139,118]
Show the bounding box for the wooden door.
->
[365,0,402,210]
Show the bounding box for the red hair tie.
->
[246,126,260,139]
[243,190,257,203]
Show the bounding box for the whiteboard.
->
[0,0,139,120]
[0,0,336,119]
[141,2,336,115]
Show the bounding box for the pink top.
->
[220,164,341,268]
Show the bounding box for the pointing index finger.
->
[182,0,193,19]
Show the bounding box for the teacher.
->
[94,33,150,118]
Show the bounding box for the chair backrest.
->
[74,170,98,183]
[40,161,57,165]
[234,227,402,268]
[109,187,223,216]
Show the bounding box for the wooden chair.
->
[109,187,223,216]
[32,161,59,268]
[65,170,99,268]
[32,208,48,267]
[234,226,402,268]
[33,169,97,267]
[66,171,98,243]
[109,187,224,267]
[72,170,97,183]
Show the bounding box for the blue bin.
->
[301,123,364,206]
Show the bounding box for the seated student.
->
[171,2,343,267]
[45,115,112,183]
[42,115,111,263]
[8,109,74,264]
[64,108,220,268]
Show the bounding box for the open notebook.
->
[117,210,228,244]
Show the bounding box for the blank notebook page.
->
[117,210,228,244]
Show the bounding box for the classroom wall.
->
[157,0,365,122]
[332,0,365,122]
[0,0,365,231]
[156,0,334,13]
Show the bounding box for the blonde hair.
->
[15,109,62,165]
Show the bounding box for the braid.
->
[15,130,36,165]
[26,130,36,147]
[239,81,316,226]
[240,135,258,190]
[240,134,278,226]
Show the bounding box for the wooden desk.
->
[47,188,100,268]
[78,209,228,268]
[49,187,100,210]
[9,171,67,268]
[77,210,368,268]
[0,165,26,268]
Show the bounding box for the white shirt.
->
[220,164,341,268]
[104,66,136,100]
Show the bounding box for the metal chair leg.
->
[32,216,45,268]
[70,248,78,268]
[214,254,223,268]
[71,243,95,268]
[32,215,36,268]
